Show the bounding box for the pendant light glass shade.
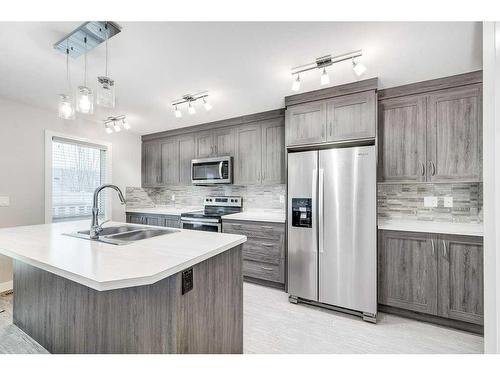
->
[58,94,75,120]
[97,76,115,108]
[76,36,94,114]
[76,86,94,114]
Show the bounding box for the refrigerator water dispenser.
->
[291,198,312,228]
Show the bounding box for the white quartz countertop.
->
[126,206,201,216]
[222,209,286,223]
[0,220,246,291]
[378,219,483,237]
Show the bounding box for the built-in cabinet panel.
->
[427,84,482,182]
[437,234,483,325]
[285,90,377,147]
[378,230,483,327]
[378,95,427,182]
[234,124,262,185]
[378,83,482,183]
[160,138,179,185]
[378,230,437,315]
[142,141,161,187]
[195,131,214,158]
[327,91,376,142]
[261,119,285,184]
[213,128,235,156]
[178,135,196,185]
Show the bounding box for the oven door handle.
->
[181,218,220,225]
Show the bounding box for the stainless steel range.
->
[181,196,242,232]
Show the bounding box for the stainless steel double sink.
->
[64,225,179,245]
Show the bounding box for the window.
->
[46,133,111,223]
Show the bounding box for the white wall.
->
[483,22,500,354]
[0,97,141,288]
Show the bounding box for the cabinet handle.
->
[419,161,425,176]
[215,145,218,154]
[431,239,435,257]
[429,161,436,176]
[443,240,448,258]
[261,226,273,230]
[260,266,274,271]
[261,243,275,247]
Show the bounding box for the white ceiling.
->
[0,22,482,135]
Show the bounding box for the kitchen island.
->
[0,220,246,354]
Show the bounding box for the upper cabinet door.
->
[285,102,327,147]
[261,119,285,184]
[178,135,195,185]
[195,131,214,158]
[142,141,161,187]
[437,234,483,325]
[160,138,180,185]
[234,124,262,185]
[378,95,427,182]
[327,91,376,142]
[427,84,482,182]
[213,127,235,157]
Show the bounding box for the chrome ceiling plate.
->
[54,21,122,58]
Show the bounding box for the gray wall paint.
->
[0,97,142,286]
[126,185,286,210]
[378,182,483,223]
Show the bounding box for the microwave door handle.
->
[219,161,223,179]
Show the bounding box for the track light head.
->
[203,98,212,111]
[291,74,301,92]
[320,68,330,86]
[174,105,182,118]
[188,101,196,115]
[352,59,367,77]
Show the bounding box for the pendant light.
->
[97,23,115,108]
[58,44,75,120]
[76,36,94,114]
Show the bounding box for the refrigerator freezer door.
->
[318,146,377,315]
[287,151,318,301]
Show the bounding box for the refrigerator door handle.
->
[318,168,324,253]
[312,168,318,252]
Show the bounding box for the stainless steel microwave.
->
[191,156,233,185]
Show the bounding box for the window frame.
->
[44,130,113,224]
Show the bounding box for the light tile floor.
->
[0,283,484,354]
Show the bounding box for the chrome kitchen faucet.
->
[90,184,126,239]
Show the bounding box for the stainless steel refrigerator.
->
[287,145,377,322]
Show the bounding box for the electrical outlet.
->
[444,196,453,208]
[424,196,438,208]
[0,196,9,207]
[171,194,176,202]
[279,194,285,204]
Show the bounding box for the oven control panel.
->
[204,196,242,207]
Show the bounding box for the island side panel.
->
[12,245,243,354]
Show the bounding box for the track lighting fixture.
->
[290,50,366,91]
[103,115,130,133]
[172,91,212,118]
[291,74,301,92]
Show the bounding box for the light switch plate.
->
[424,196,438,208]
[0,196,10,207]
[444,196,453,208]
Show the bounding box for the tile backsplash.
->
[377,182,482,223]
[126,184,286,210]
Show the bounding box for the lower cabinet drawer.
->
[242,238,281,265]
[243,259,282,283]
[223,221,283,240]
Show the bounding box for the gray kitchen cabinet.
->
[223,220,285,287]
[437,234,483,325]
[142,141,161,187]
[126,213,181,228]
[378,230,438,315]
[378,95,427,182]
[285,101,327,146]
[426,84,482,182]
[327,90,376,142]
[164,215,181,228]
[195,130,214,158]
[126,213,144,224]
[261,119,285,184]
[178,135,195,185]
[234,124,262,185]
[213,127,235,156]
[160,138,180,185]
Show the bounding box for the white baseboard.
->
[0,280,13,293]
